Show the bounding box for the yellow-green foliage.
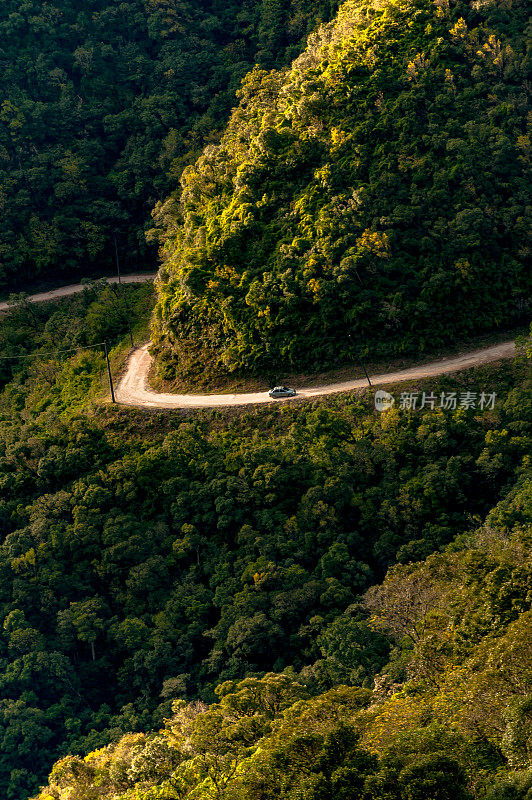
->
[34,520,532,800]
[0,282,154,416]
[1,349,527,800]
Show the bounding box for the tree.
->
[57,598,108,662]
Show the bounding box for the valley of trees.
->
[152,0,531,379]
[0,0,338,290]
[0,286,529,797]
[34,508,532,800]
[0,0,531,796]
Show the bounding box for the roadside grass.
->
[147,323,527,395]
[0,280,527,421]
[95,356,525,440]
[0,270,155,305]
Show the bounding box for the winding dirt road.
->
[0,273,156,312]
[116,340,516,409]
[0,272,516,408]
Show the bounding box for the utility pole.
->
[103,341,116,403]
[348,333,372,387]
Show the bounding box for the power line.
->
[0,339,119,402]
[0,341,109,361]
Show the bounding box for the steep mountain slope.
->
[152,0,531,381]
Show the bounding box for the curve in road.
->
[116,340,515,409]
[0,273,516,409]
[0,273,156,312]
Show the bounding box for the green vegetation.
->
[25,357,532,799]
[0,281,154,411]
[152,0,531,380]
[1,0,531,797]
[32,496,532,800]
[0,288,529,797]
[0,0,338,290]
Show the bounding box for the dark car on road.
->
[268,386,296,398]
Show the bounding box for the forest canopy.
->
[0,0,530,797]
[18,329,531,800]
[152,0,531,379]
[0,0,338,289]
[0,286,529,797]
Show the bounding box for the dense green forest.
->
[0,285,529,798]
[34,512,532,800]
[0,0,338,290]
[1,0,531,796]
[152,0,531,380]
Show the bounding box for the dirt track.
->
[116,340,516,409]
[0,273,516,408]
[0,273,156,312]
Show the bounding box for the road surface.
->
[0,273,156,312]
[116,340,515,409]
[0,273,516,408]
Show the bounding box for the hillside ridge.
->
[152,0,531,381]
